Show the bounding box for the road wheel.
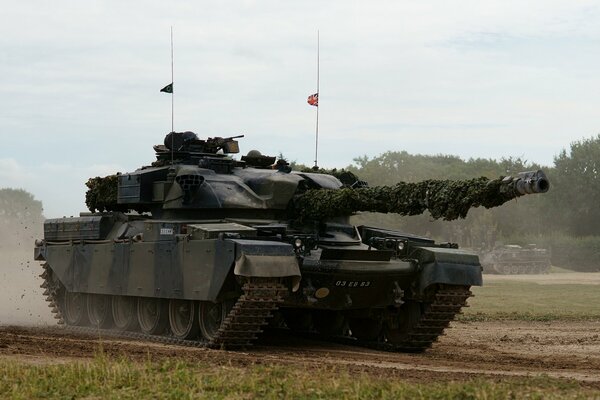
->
[112,296,139,331]
[137,297,168,335]
[349,317,382,342]
[62,291,88,326]
[198,301,230,341]
[169,299,199,340]
[87,294,113,328]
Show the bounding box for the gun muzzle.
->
[509,170,550,195]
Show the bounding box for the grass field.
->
[2,275,600,399]
[462,276,600,321]
[0,354,596,400]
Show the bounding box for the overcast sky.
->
[1,1,600,218]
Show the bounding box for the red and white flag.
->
[307,93,318,107]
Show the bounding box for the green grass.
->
[461,280,600,322]
[0,355,597,400]
[549,265,576,273]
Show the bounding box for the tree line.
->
[345,135,600,251]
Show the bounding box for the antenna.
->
[159,27,176,163]
[314,30,320,169]
[170,26,175,163]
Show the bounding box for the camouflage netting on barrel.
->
[85,175,119,212]
[293,171,549,222]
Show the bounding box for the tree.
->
[0,188,43,220]
[548,135,600,235]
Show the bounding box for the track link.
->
[208,280,287,348]
[385,286,472,352]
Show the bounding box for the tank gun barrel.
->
[510,170,549,195]
[292,170,549,222]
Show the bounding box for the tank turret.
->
[85,132,549,224]
[36,132,550,352]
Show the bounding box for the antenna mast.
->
[170,26,175,163]
[314,30,320,169]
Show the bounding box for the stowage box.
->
[44,215,114,241]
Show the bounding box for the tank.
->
[34,132,550,352]
[480,244,551,274]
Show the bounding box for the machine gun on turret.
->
[202,135,244,154]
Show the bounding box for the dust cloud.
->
[0,217,54,326]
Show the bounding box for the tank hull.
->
[35,214,482,351]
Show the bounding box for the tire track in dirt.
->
[1,320,599,385]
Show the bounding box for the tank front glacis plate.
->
[285,258,416,310]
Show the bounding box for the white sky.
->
[1,1,599,218]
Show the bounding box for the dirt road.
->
[2,249,599,386]
[1,320,599,385]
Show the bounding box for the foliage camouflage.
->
[85,175,119,213]
[293,176,526,222]
[299,167,363,187]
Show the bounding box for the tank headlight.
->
[397,241,405,251]
[294,238,303,248]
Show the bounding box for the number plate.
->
[334,280,371,288]
[160,228,174,235]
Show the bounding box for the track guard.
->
[230,239,301,291]
[414,247,483,293]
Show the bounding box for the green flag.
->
[160,83,173,93]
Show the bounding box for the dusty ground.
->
[1,319,599,385]
[1,251,599,386]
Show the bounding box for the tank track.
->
[350,285,471,352]
[41,263,469,352]
[40,263,64,326]
[40,263,286,349]
[286,285,472,353]
[209,280,287,348]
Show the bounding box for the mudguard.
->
[230,239,301,290]
[414,246,483,293]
